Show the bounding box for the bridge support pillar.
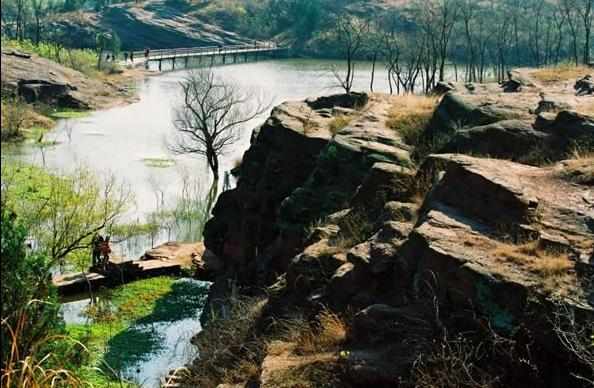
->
[222,54,226,64]
[158,59,162,71]
[211,55,214,66]
[172,57,176,70]
[233,53,237,63]
[185,56,189,67]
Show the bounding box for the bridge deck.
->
[119,43,286,67]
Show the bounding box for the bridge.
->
[118,42,288,71]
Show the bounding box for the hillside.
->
[47,0,401,51]
[47,1,255,50]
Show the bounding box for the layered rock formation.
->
[192,70,593,387]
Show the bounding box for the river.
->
[3,59,403,257]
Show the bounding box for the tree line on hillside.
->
[1,0,592,89]
[323,0,592,94]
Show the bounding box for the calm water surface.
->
[60,278,210,387]
[6,59,395,221]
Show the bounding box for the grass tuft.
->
[492,240,574,280]
[531,64,592,84]
[557,149,594,185]
[386,95,438,146]
[328,115,352,136]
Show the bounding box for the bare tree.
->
[560,0,582,65]
[171,69,268,183]
[383,32,401,95]
[31,0,46,44]
[553,300,594,386]
[413,0,460,84]
[577,0,593,65]
[332,15,370,94]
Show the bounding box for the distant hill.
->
[48,0,403,51]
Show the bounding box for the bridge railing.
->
[124,42,281,62]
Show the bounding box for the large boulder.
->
[425,92,522,148]
[306,92,369,110]
[574,75,594,96]
[1,50,125,109]
[442,120,550,162]
[539,110,594,143]
[419,154,593,254]
[501,70,536,93]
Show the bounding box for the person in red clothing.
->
[99,236,112,269]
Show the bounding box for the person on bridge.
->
[130,52,134,62]
[100,236,112,270]
[124,52,129,62]
[91,234,103,268]
[144,48,149,58]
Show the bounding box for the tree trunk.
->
[370,52,377,92]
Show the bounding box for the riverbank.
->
[1,45,147,142]
[64,276,210,387]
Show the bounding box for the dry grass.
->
[531,64,592,84]
[1,305,85,387]
[185,296,267,386]
[410,335,497,388]
[492,240,574,278]
[386,95,438,146]
[328,115,352,136]
[330,211,374,250]
[557,150,594,185]
[264,359,347,388]
[280,310,347,355]
[232,156,243,169]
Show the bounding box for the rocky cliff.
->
[188,70,593,387]
[1,49,135,109]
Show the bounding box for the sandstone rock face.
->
[442,120,550,161]
[203,99,333,283]
[404,155,593,325]
[432,89,593,163]
[1,50,129,109]
[197,85,593,387]
[204,93,413,284]
[428,92,510,135]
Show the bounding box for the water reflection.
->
[60,278,210,388]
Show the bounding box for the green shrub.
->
[2,39,99,76]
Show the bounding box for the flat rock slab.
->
[54,241,205,295]
[143,241,204,267]
[53,272,107,295]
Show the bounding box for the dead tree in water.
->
[171,69,268,184]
